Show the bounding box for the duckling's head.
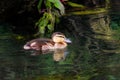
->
[52,32,72,43]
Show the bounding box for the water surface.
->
[0,34,120,80]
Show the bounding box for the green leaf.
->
[37,0,43,11]
[53,0,65,15]
[67,2,86,8]
[47,24,54,32]
[48,0,55,3]
[48,0,65,15]
[46,0,51,8]
[40,26,45,34]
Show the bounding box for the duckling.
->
[23,32,71,51]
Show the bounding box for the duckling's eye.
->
[57,36,65,38]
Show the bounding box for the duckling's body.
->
[23,32,71,51]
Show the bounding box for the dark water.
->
[0,35,120,80]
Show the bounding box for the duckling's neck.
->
[54,42,67,49]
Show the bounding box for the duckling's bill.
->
[65,38,72,43]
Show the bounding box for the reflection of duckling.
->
[53,49,65,61]
[23,32,71,51]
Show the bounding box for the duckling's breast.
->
[54,42,67,49]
